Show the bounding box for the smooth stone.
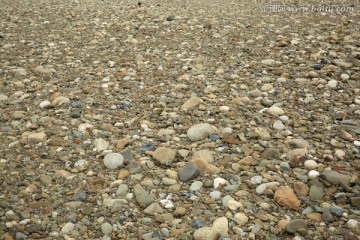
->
[133,184,155,207]
[181,96,202,110]
[273,120,285,130]
[256,182,280,194]
[209,191,222,200]
[144,202,164,215]
[39,174,52,185]
[320,170,351,186]
[192,150,214,162]
[116,184,129,196]
[267,106,285,115]
[94,138,109,151]
[274,186,301,210]
[101,222,113,235]
[322,210,334,223]
[212,217,228,234]
[103,153,124,169]
[28,132,47,143]
[187,123,215,141]
[152,147,176,165]
[193,227,218,240]
[0,94,8,101]
[290,139,310,148]
[190,181,203,191]
[178,163,201,183]
[304,160,317,170]
[15,232,27,240]
[60,222,75,234]
[309,186,323,201]
[285,219,307,234]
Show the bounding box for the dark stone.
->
[330,207,343,217]
[191,220,207,229]
[128,160,142,174]
[178,163,201,183]
[72,192,87,201]
[312,64,322,70]
[26,224,43,233]
[322,210,334,222]
[137,143,156,153]
[209,134,220,141]
[166,16,175,21]
[285,219,307,234]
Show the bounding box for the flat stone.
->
[285,219,307,234]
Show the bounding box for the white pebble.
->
[39,100,51,108]
[308,170,320,179]
[214,178,228,189]
[227,199,243,211]
[354,140,360,147]
[279,115,289,121]
[340,74,349,80]
[304,160,317,170]
[103,153,124,169]
[250,176,262,185]
[219,106,230,112]
[347,219,358,229]
[209,191,222,200]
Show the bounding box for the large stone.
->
[152,147,176,165]
[187,123,215,141]
[274,186,301,210]
[320,170,351,187]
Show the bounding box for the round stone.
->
[304,160,317,170]
[101,222,113,235]
[103,153,124,169]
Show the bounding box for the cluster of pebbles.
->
[0,0,359,239]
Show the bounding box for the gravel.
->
[0,0,359,239]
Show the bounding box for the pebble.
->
[309,186,323,201]
[187,123,215,141]
[61,222,75,234]
[94,138,109,151]
[320,170,351,186]
[133,184,155,207]
[101,222,113,235]
[152,147,176,165]
[103,153,124,169]
[285,219,307,234]
[274,186,301,210]
[304,160,317,169]
[181,96,202,110]
[190,181,203,191]
[178,163,201,183]
[27,132,47,143]
[267,106,285,115]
